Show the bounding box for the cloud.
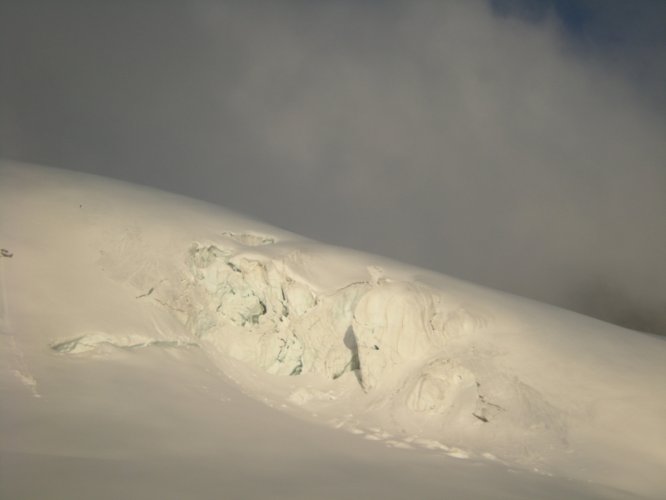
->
[2,0,665,333]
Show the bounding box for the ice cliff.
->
[85,232,568,464]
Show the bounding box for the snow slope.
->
[1,161,664,499]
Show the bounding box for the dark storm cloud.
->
[1,0,665,334]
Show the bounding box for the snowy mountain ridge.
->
[1,161,665,499]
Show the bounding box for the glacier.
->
[1,161,665,499]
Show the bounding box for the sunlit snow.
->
[1,162,664,499]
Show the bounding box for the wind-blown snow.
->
[1,161,665,499]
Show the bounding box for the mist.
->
[1,0,665,334]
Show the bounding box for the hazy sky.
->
[1,0,665,334]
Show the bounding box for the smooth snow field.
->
[1,162,664,499]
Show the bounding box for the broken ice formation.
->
[178,241,490,386]
[50,333,198,354]
[135,240,564,451]
[75,229,569,463]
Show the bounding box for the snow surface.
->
[1,161,665,499]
